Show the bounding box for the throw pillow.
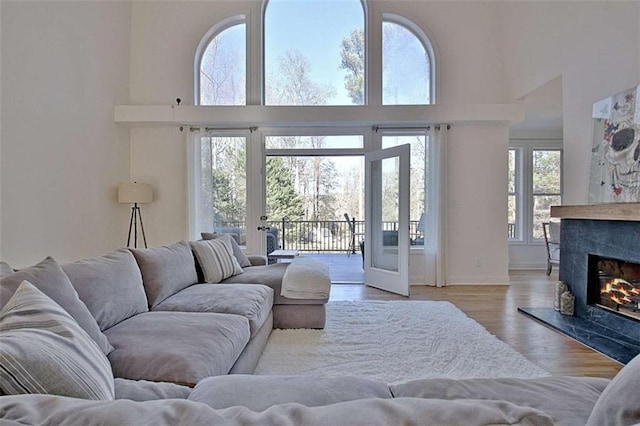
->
[0,256,113,355]
[201,232,252,268]
[0,281,115,400]
[191,238,243,284]
[130,241,198,308]
[586,353,640,426]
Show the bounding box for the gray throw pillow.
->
[0,281,115,400]
[0,261,13,278]
[130,241,198,308]
[0,256,113,355]
[586,353,640,426]
[201,232,252,268]
[62,249,148,331]
[191,238,243,284]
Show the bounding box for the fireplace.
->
[589,255,640,322]
[518,209,640,364]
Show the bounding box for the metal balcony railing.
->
[214,219,423,253]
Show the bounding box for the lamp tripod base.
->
[126,203,148,248]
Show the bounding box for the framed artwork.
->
[588,84,640,203]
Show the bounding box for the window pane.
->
[383,21,430,105]
[265,135,363,150]
[533,195,561,239]
[533,150,561,194]
[508,195,517,239]
[508,149,516,193]
[264,0,364,105]
[200,137,247,245]
[382,135,426,227]
[200,24,246,105]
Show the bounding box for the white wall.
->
[0,1,132,267]
[127,1,511,284]
[501,1,640,205]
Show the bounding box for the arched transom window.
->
[196,2,436,106]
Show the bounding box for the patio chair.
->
[344,213,357,256]
[543,221,561,275]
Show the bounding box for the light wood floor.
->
[329,270,623,379]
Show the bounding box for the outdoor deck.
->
[300,252,364,283]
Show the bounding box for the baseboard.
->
[508,261,547,270]
[446,274,510,285]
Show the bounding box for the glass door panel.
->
[364,144,410,296]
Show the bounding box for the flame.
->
[601,278,639,306]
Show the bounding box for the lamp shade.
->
[118,182,153,204]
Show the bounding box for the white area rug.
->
[255,301,550,384]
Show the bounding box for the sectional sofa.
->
[1,239,639,425]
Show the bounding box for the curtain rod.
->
[179,126,258,133]
[372,124,451,132]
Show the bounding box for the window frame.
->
[508,140,563,245]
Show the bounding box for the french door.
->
[364,144,411,296]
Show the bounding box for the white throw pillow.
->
[191,238,243,283]
[0,281,115,400]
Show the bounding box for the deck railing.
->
[214,219,422,253]
[214,220,519,252]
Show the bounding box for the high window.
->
[509,143,563,242]
[264,0,365,105]
[197,17,246,105]
[382,17,432,105]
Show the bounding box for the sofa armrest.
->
[247,255,268,266]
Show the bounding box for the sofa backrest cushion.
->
[586,353,640,426]
[0,281,115,400]
[0,256,113,355]
[131,241,198,308]
[191,237,243,284]
[62,249,148,331]
[201,232,252,268]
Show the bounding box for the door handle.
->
[257,226,271,231]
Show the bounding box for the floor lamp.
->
[118,182,153,248]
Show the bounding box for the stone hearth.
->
[519,205,640,364]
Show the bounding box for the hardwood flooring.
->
[329,270,623,379]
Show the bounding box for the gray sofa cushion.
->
[153,283,273,337]
[189,375,392,411]
[222,264,328,305]
[114,378,191,401]
[62,249,148,331]
[391,376,610,426]
[0,281,115,401]
[0,394,554,425]
[0,256,113,355]
[105,311,250,387]
[131,241,198,308]
[587,353,640,426]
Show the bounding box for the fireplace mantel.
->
[550,203,640,221]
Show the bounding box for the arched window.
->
[196,16,246,106]
[263,0,365,106]
[382,15,434,105]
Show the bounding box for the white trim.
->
[115,104,524,128]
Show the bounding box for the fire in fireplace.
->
[589,255,640,321]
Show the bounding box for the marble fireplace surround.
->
[518,203,640,364]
